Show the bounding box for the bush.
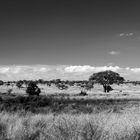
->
[79,90,88,96]
[16,80,23,89]
[26,82,41,96]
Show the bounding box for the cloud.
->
[0,65,51,81]
[1,65,140,81]
[130,68,140,73]
[64,65,120,73]
[123,67,140,73]
[108,51,120,55]
[0,67,10,73]
[119,32,134,37]
[0,65,121,80]
[64,65,94,73]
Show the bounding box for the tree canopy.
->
[89,70,125,85]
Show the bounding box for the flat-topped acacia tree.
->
[89,70,125,92]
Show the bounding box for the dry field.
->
[0,111,140,140]
[0,83,140,140]
[1,83,140,99]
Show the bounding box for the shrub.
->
[26,82,41,96]
[16,80,24,89]
[79,90,88,96]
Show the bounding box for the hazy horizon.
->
[0,64,140,81]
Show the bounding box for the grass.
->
[0,93,139,114]
[0,95,139,140]
[0,111,140,140]
[2,83,140,100]
[0,83,140,139]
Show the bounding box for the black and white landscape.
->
[0,1,140,140]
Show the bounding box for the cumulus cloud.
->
[0,65,51,81]
[108,51,120,55]
[95,66,120,72]
[123,67,140,73]
[64,65,120,73]
[0,67,10,73]
[0,65,140,81]
[64,65,94,73]
[130,68,140,73]
[119,32,134,37]
[32,67,49,73]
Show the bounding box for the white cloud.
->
[119,33,125,36]
[64,65,120,73]
[126,67,130,70]
[108,51,120,55]
[119,32,134,37]
[0,67,10,73]
[0,65,51,80]
[124,67,140,73]
[64,65,94,73]
[1,65,140,81]
[93,66,120,72]
[32,67,49,73]
[129,33,134,36]
[130,68,140,73]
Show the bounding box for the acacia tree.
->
[89,70,125,92]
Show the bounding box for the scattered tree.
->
[16,80,24,89]
[89,70,125,92]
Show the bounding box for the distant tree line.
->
[3,70,140,96]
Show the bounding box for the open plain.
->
[0,83,140,139]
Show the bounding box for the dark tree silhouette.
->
[16,80,24,89]
[89,70,125,92]
[26,81,41,96]
[38,79,45,84]
[0,80,4,86]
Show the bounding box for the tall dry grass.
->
[0,111,140,140]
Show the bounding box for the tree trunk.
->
[103,85,107,92]
[107,85,113,92]
[107,85,110,93]
[103,84,112,93]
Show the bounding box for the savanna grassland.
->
[0,83,140,139]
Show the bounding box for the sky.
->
[1,0,140,80]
